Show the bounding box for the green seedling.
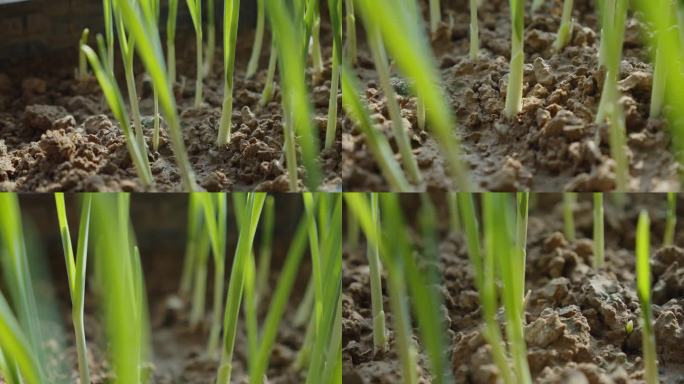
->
[341,65,411,191]
[179,193,203,297]
[0,293,41,384]
[505,0,525,117]
[345,193,453,384]
[112,0,198,191]
[266,0,322,190]
[636,210,659,384]
[516,192,529,303]
[309,0,324,81]
[345,0,357,65]
[325,0,342,150]
[55,193,92,384]
[91,194,151,384]
[664,193,677,246]
[447,192,461,233]
[186,0,204,107]
[0,195,47,384]
[367,194,387,352]
[81,41,154,187]
[217,0,241,147]
[649,0,674,119]
[246,0,266,79]
[77,29,90,81]
[216,193,266,384]
[361,14,422,184]
[470,0,479,59]
[103,0,114,73]
[166,0,179,82]
[205,0,216,77]
[201,193,228,358]
[254,196,275,310]
[150,0,162,152]
[633,0,684,183]
[593,193,605,268]
[259,40,278,106]
[113,3,147,162]
[484,193,532,384]
[430,0,441,36]
[354,0,471,190]
[249,202,322,384]
[554,0,574,51]
[563,193,576,241]
[305,194,342,384]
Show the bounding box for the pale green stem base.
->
[246,0,265,79]
[195,35,204,107]
[324,57,340,150]
[260,42,278,106]
[217,91,234,146]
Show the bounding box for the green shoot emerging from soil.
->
[563,193,576,242]
[636,210,658,384]
[360,14,421,184]
[91,194,151,384]
[166,0,179,82]
[664,193,677,246]
[266,0,322,190]
[216,193,266,384]
[341,65,411,190]
[346,0,358,65]
[649,0,672,119]
[217,0,241,147]
[470,0,479,59]
[113,3,148,167]
[553,0,574,51]
[593,193,605,269]
[186,0,204,107]
[354,0,470,189]
[77,29,90,81]
[55,193,92,384]
[103,0,114,73]
[246,0,266,79]
[325,0,342,150]
[505,0,525,117]
[368,194,387,352]
[82,40,154,187]
[205,0,216,77]
[485,194,532,384]
[112,0,198,190]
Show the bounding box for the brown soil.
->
[342,194,684,383]
[0,30,341,192]
[342,0,679,192]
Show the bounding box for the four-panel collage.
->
[1,0,683,383]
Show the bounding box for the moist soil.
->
[0,29,341,192]
[343,0,679,192]
[342,194,684,383]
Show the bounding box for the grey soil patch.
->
[342,0,679,191]
[342,194,684,383]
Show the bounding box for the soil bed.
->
[342,194,684,383]
[0,29,341,192]
[343,0,679,192]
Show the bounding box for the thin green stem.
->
[505,0,525,117]
[593,193,605,269]
[246,0,266,79]
[78,29,90,80]
[167,0,179,83]
[563,193,576,241]
[260,40,278,106]
[636,210,658,384]
[205,0,216,78]
[429,0,441,36]
[366,24,422,184]
[368,194,387,352]
[345,0,357,65]
[553,0,574,52]
[664,193,677,246]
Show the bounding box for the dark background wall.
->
[0,0,257,64]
